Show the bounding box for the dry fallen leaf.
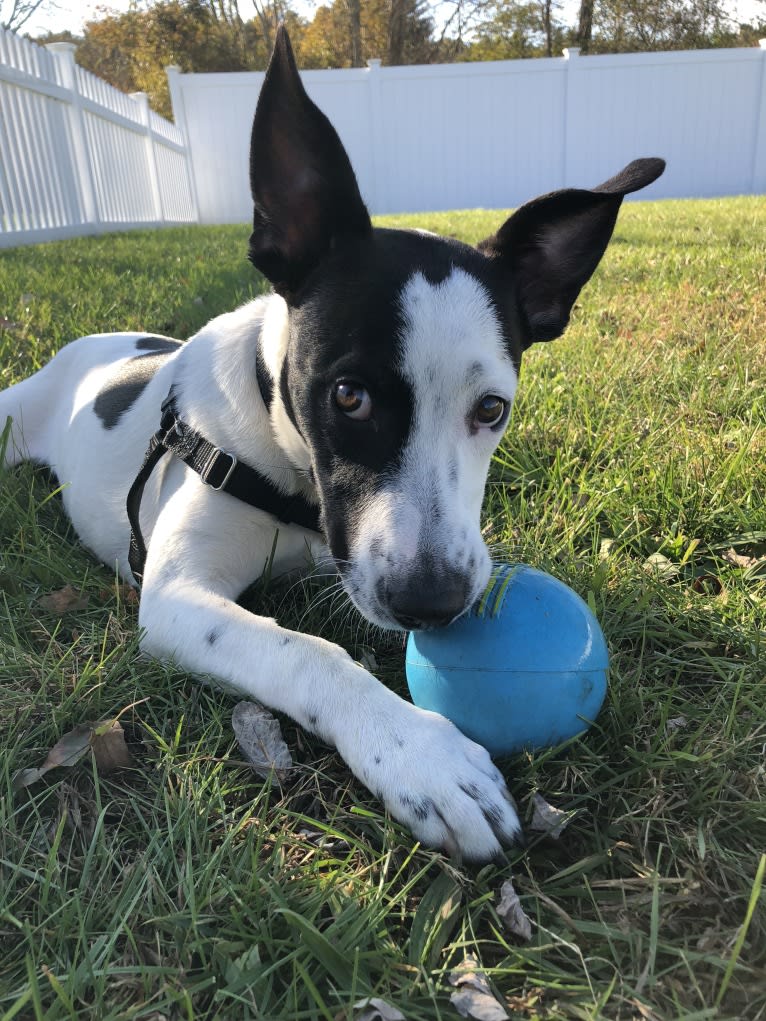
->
[359,648,378,672]
[496,879,533,942]
[666,715,688,733]
[599,538,616,560]
[352,997,405,1021]
[449,955,509,1020]
[98,583,139,606]
[12,718,133,790]
[691,573,724,596]
[643,553,678,580]
[38,584,89,614]
[722,547,758,569]
[232,701,292,783]
[528,792,574,839]
[90,719,133,771]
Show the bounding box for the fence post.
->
[165,64,200,223]
[366,58,382,214]
[752,40,766,194]
[165,64,185,131]
[44,41,99,228]
[561,46,580,188]
[130,91,164,222]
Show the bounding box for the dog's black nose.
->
[390,579,469,631]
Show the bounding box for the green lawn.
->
[1,197,764,1020]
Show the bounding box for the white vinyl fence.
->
[169,41,766,223]
[0,28,197,247]
[1,31,765,246]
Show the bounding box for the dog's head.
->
[249,28,664,631]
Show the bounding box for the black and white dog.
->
[1,28,663,862]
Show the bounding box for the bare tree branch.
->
[1,0,52,32]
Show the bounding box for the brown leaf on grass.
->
[359,648,378,672]
[496,879,533,942]
[666,715,688,733]
[352,997,406,1021]
[98,583,139,606]
[12,719,133,790]
[90,719,133,771]
[449,955,509,1020]
[722,547,759,569]
[643,553,678,580]
[38,584,89,614]
[528,792,574,839]
[0,316,23,331]
[599,538,616,560]
[232,701,292,784]
[691,574,724,595]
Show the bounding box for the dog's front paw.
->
[342,697,522,862]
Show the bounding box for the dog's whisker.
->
[304,586,348,621]
[296,580,347,619]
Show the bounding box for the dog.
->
[0,27,664,862]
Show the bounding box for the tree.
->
[462,0,565,60]
[300,0,436,67]
[583,0,759,54]
[464,0,765,60]
[347,0,363,65]
[48,0,304,118]
[1,0,49,32]
[576,0,594,51]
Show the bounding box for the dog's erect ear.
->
[478,158,665,345]
[248,26,372,294]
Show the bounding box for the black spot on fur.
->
[206,628,221,646]
[94,352,169,429]
[449,461,459,484]
[280,635,293,647]
[135,336,183,353]
[459,781,482,801]
[401,793,433,822]
[308,714,318,727]
[374,755,381,765]
[481,802,505,834]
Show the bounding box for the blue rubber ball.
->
[406,565,609,757]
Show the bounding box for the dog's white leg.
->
[138,484,522,862]
[0,362,63,467]
[141,579,521,860]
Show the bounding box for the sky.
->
[18,0,766,39]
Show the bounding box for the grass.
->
[0,197,764,1020]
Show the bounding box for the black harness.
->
[126,390,321,583]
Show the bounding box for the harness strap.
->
[126,391,321,584]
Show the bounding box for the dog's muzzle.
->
[384,571,472,631]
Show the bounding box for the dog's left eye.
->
[334,381,372,421]
[473,395,507,429]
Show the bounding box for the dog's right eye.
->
[334,381,372,421]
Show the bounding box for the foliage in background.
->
[28,0,766,115]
